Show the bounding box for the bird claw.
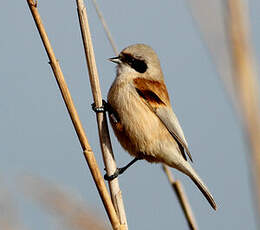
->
[104,168,120,181]
[91,99,108,113]
[104,157,142,181]
[104,166,129,181]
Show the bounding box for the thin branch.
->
[186,0,240,115]
[75,0,128,229]
[22,175,108,230]
[91,0,118,55]
[0,187,28,230]
[26,1,122,230]
[162,165,198,230]
[227,0,260,218]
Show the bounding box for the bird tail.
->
[187,166,217,210]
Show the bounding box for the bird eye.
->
[122,54,147,73]
[131,59,147,73]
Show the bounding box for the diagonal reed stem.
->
[162,165,198,230]
[26,1,123,229]
[91,0,118,55]
[75,0,128,228]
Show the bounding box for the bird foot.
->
[104,167,128,181]
[104,157,143,181]
[91,100,108,113]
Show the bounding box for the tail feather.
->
[167,155,217,210]
[189,172,217,210]
[178,161,217,210]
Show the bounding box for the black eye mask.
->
[121,53,148,73]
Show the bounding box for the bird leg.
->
[104,157,143,181]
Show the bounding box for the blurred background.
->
[0,0,260,229]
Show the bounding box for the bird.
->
[106,43,217,210]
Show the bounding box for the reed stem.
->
[76,0,128,228]
[228,0,260,219]
[162,165,198,230]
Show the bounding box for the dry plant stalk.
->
[227,0,260,215]
[91,0,118,55]
[26,1,122,230]
[186,0,240,115]
[91,0,198,227]
[22,175,108,230]
[76,0,128,229]
[162,165,198,230]
[0,188,27,230]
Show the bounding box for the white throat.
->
[118,63,139,75]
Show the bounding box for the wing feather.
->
[155,106,192,162]
[133,77,193,162]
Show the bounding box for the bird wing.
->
[133,77,193,162]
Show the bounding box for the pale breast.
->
[108,78,175,161]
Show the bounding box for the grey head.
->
[109,44,164,80]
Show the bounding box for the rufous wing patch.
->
[133,78,170,108]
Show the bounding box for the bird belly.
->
[108,82,180,164]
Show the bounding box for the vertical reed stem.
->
[75,0,128,228]
[228,0,260,217]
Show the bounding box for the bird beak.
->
[108,56,121,64]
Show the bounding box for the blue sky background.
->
[1,0,260,229]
